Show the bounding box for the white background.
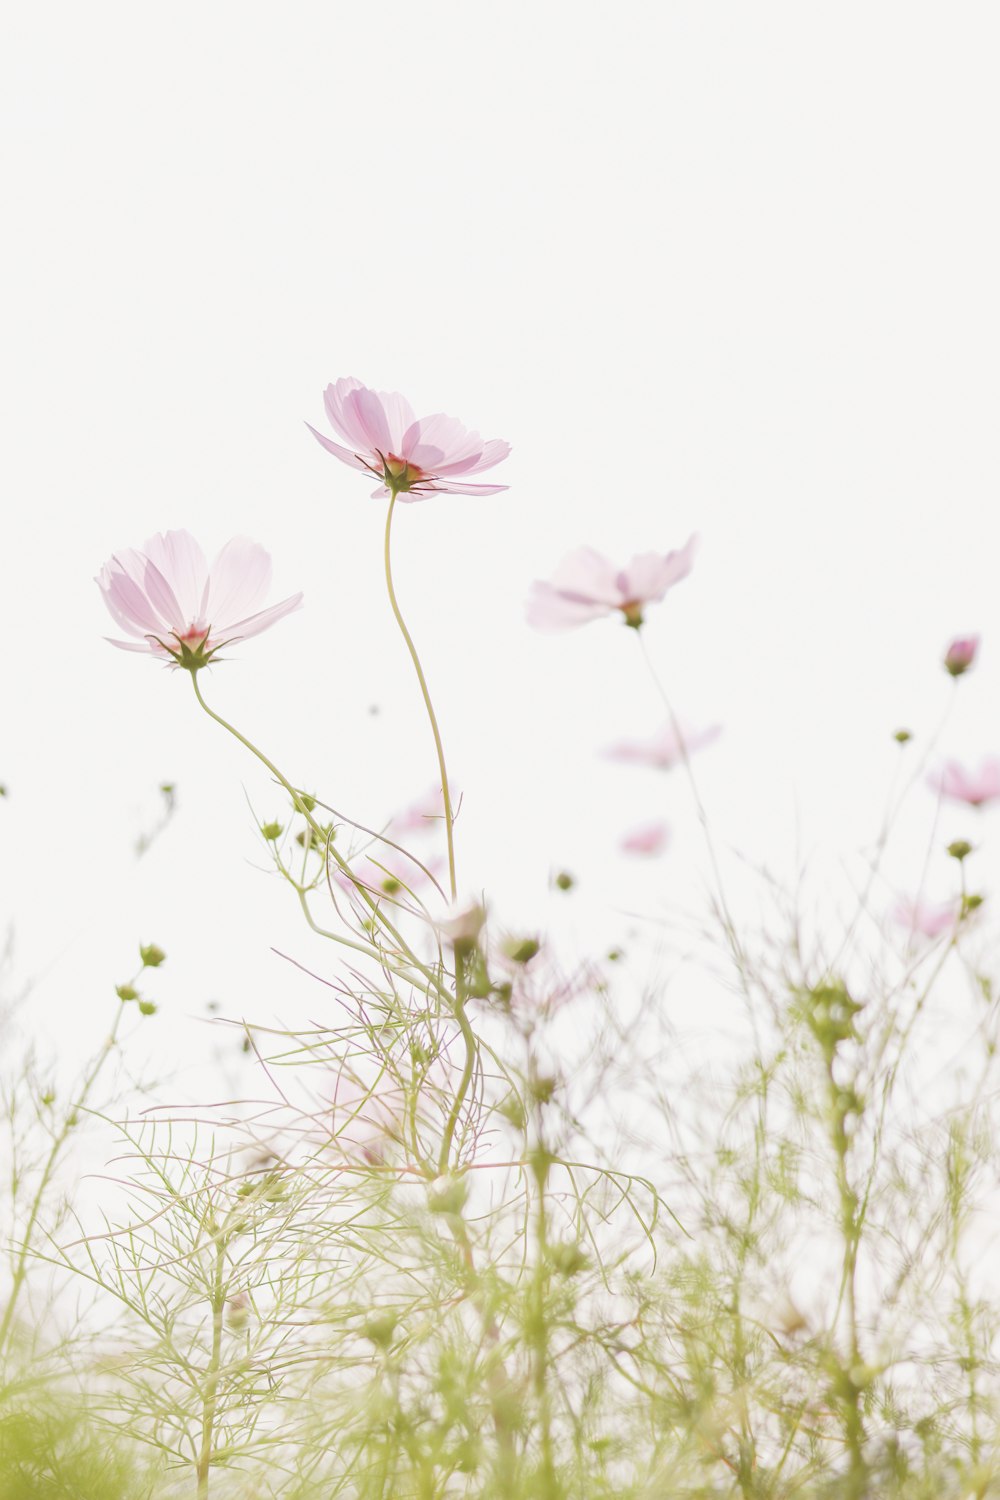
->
[1,3,998,1089]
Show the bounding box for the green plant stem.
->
[0,1005,124,1358]
[383,492,457,900]
[437,966,477,1175]
[195,1227,228,1499]
[188,673,440,995]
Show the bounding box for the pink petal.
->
[621,821,670,856]
[322,377,369,448]
[622,535,698,604]
[306,423,371,471]
[401,412,479,470]
[548,547,624,607]
[222,591,303,642]
[461,437,511,474]
[344,387,393,457]
[139,557,184,632]
[140,531,209,622]
[423,479,509,497]
[206,537,272,628]
[526,582,617,631]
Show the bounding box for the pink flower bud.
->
[943,635,980,677]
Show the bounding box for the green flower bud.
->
[502,935,541,965]
[116,984,139,1002]
[138,1000,157,1016]
[261,821,283,842]
[427,1175,469,1216]
[947,840,973,862]
[893,729,912,744]
[140,943,166,968]
[554,871,575,892]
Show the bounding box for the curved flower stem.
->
[188,673,441,994]
[384,492,458,900]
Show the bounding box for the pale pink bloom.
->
[326,1070,405,1166]
[620,821,670,856]
[96,530,302,669]
[437,897,488,951]
[605,721,721,771]
[389,784,456,838]
[308,377,510,501]
[891,896,960,940]
[927,757,1000,808]
[334,848,445,901]
[944,635,980,677]
[526,538,697,631]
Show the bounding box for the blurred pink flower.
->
[605,721,721,771]
[944,635,980,677]
[334,848,445,901]
[620,821,670,856]
[97,530,302,670]
[308,377,510,500]
[389,784,455,838]
[927,757,1000,808]
[527,538,697,631]
[891,896,959,940]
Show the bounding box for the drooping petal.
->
[223,591,303,642]
[423,478,509,497]
[461,437,512,474]
[526,582,618,631]
[104,635,158,654]
[97,563,162,636]
[206,536,272,628]
[306,423,372,470]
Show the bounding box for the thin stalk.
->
[0,1006,124,1356]
[195,1226,228,1498]
[383,492,457,900]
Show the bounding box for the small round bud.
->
[947,840,973,862]
[261,821,283,842]
[140,943,166,968]
[297,793,317,813]
[893,729,913,745]
[138,1000,157,1016]
[554,871,575,892]
[427,1175,469,1216]
[362,1312,398,1349]
[962,893,985,917]
[116,984,139,1002]
[226,1291,250,1330]
[502,935,541,965]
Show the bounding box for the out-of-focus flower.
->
[326,1070,405,1166]
[927,757,1000,808]
[334,848,445,901]
[526,538,697,631]
[891,896,960,940]
[389,784,455,838]
[437,898,487,954]
[308,377,510,500]
[943,635,980,677]
[97,531,302,670]
[620,821,670,856]
[605,720,721,771]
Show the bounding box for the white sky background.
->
[1,3,999,1094]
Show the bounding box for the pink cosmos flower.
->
[97,530,302,670]
[526,538,697,631]
[389,784,456,838]
[308,377,510,500]
[927,757,1000,808]
[334,848,445,901]
[943,635,980,677]
[605,721,722,771]
[891,896,960,940]
[620,821,670,856]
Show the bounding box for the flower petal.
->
[206,537,273,628]
[306,423,371,471]
[140,531,209,622]
[222,591,303,642]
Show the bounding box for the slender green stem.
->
[188,673,442,995]
[437,964,477,1175]
[0,1006,124,1357]
[196,1226,228,1498]
[383,492,457,900]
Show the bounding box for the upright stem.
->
[196,1228,228,1498]
[383,493,458,900]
